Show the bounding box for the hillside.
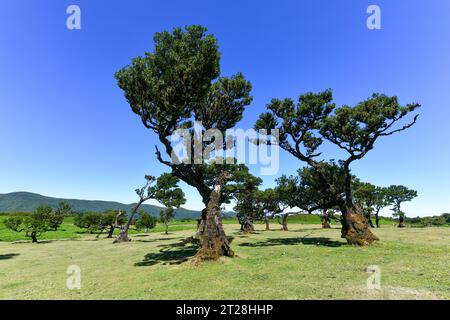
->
[0,192,205,219]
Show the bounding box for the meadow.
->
[0,217,448,300]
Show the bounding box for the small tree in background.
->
[135,211,157,233]
[4,205,53,243]
[101,210,127,238]
[385,185,418,228]
[257,189,284,231]
[232,169,263,233]
[277,163,346,229]
[154,173,186,235]
[114,173,185,242]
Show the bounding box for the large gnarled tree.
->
[256,90,420,245]
[115,26,252,259]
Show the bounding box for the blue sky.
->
[1,0,449,216]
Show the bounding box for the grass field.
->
[0,220,448,300]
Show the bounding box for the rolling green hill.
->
[0,192,205,219]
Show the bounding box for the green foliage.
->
[4,216,24,232]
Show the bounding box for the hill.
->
[0,192,205,219]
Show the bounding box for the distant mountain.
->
[0,192,207,220]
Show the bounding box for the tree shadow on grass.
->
[0,253,20,260]
[135,240,198,266]
[135,237,181,243]
[239,236,345,248]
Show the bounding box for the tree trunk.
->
[321,209,331,229]
[165,223,169,235]
[114,206,140,243]
[280,214,288,231]
[340,206,379,245]
[195,173,234,262]
[398,215,406,228]
[240,217,255,233]
[375,211,380,228]
[30,232,38,243]
[107,226,114,238]
[265,216,270,231]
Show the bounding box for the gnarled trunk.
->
[321,209,331,229]
[340,206,379,246]
[113,210,133,243]
[366,212,375,228]
[107,225,114,238]
[195,173,234,261]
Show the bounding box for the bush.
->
[135,211,157,232]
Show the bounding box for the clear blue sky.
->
[1,0,449,216]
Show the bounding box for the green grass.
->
[0,221,448,300]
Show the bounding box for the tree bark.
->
[195,173,234,261]
[366,213,375,228]
[340,206,379,245]
[321,210,331,229]
[264,216,270,231]
[375,210,380,228]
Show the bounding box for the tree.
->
[232,169,263,233]
[4,205,53,243]
[114,173,185,242]
[257,189,283,231]
[256,90,420,245]
[135,211,157,233]
[101,210,127,238]
[115,25,252,259]
[372,187,389,228]
[385,185,418,228]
